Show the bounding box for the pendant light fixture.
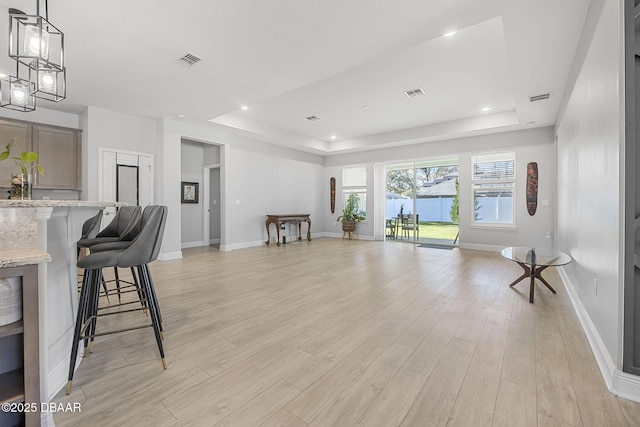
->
[0,63,36,112]
[2,0,66,111]
[9,1,64,72]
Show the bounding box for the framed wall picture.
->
[181,182,199,203]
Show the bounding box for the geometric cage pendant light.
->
[30,63,66,102]
[9,3,64,72]
[4,0,66,107]
[0,63,37,112]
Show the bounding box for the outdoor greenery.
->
[418,222,459,241]
[0,138,44,176]
[449,178,459,223]
[386,166,458,196]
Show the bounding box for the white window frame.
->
[342,165,367,219]
[470,150,516,227]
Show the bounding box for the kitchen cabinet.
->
[0,119,32,189]
[0,118,81,191]
[32,125,81,190]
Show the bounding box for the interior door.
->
[100,149,153,229]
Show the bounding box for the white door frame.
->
[98,147,154,228]
[98,147,154,204]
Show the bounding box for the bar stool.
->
[78,206,142,303]
[89,205,166,327]
[67,205,168,394]
[77,210,103,259]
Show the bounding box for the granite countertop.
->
[0,246,51,268]
[0,200,125,208]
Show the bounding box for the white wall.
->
[0,106,79,129]
[180,140,205,247]
[159,119,325,253]
[82,106,158,201]
[204,144,221,165]
[324,127,555,248]
[555,0,624,379]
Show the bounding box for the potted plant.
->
[337,193,365,239]
[0,138,44,200]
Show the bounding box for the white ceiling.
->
[0,0,591,155]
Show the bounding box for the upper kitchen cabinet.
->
[0,119,32,188]
[32,124,82,190]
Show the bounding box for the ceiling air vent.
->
[178,52,203,66]
[529,93,551,102]
[306,115,320,121]
[404,88,425,98]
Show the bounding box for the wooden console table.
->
[265,214,311,246]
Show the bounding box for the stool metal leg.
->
[67,269,93,395]
[131,266,148,314]
[114,267,122,303]
[138,265,166,368]
[143,264,163,331]
[87,269,103,353]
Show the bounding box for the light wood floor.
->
[53,238,640,426]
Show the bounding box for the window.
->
[342,165,367,219]
[471,151,515,225]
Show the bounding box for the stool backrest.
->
[117,205,167,267]
[80,210,103,240]
[96,206,142,238]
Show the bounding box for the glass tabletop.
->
[501,246,571,267]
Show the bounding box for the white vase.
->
[0,277,22,326]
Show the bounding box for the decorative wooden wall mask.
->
[526,162,538,216]
[330,177,336,213]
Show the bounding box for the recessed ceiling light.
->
[241,105,249,111]
[330,135,337,140]
[443,30,457,37]
[481,106,491,112]
[362,105,370,109]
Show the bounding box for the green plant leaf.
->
[25,152,38,163]
[0,151,8,161]
[37,165,44,176]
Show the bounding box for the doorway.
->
[99,149,153,228]
[385,158,459,245]
[202,164,221,246]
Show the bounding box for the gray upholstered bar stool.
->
[89,205,167,327]
[67,205,168,394]
[77,206,142,303]
[77,210,103,259]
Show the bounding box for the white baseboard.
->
[558,267,640,402]
[157,251,182,261]
[209,238,221,244]
[459,242,503,251]
[181,240,204,249]
[323,231,374,241]
[220,240,265,251]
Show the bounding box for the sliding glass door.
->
[385,158,459,244]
